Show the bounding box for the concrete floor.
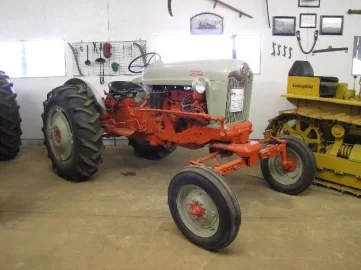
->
[0,145,360,270]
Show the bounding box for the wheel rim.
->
[268,148,303,185]
[46,106,73,163]
[176,185,219,238]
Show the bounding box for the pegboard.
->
[69,40,147,77]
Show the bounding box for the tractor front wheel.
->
[0,71,22,161]
[260,136,316,195]
[168,166,241,251]
[42,85,105,182]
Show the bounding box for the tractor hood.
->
[141,59,252,86]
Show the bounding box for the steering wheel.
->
[128,52,161,74]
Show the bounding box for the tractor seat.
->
[108,81,144,95]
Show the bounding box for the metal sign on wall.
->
[190,12,224,35]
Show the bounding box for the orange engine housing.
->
[99,87,253,150]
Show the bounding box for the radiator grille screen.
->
[225,76,251,123]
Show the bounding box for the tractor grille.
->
[225,76,252,123]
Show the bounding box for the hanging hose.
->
[296,30,319,55]
[133,42,147,66]
[68,43,83,76]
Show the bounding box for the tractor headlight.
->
[192,78,207,94]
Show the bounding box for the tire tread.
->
[0,71,22,161]
[42,85,104,182]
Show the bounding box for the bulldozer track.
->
[267,108,361,129]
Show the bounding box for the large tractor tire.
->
[42,85,105,182]
[128,138,177,160]
[0,71,22,161]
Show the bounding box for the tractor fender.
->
[64,78,106,113]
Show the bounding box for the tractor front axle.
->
[189,137,295,176]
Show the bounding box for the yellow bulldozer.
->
[265,60,361,197]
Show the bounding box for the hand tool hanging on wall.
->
[289,47,293,59]
[103,42,112,59]
[111,62,120,72]
[95,43,106,84]
[210,0,253,19]
[271,42,276,56]
[348,9,361,15]
[85,45,91,66]
[277,44,281,56]
[93,42,98,54]
[283,45,288,57]
[168,0,173,16]
[312,46,349,56]
[266,0,271,28]
[296,30,319,55]
[133,42,147,66]
[79,41,83,52]
[67,43,83,76]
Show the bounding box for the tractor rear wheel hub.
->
[47,107,73,162]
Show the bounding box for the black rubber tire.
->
[260,136,317,195]
[128,138,176,160]
[168,166,241,251]
[0,71,22,161]
[42,85,105,182]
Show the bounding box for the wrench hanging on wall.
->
[271,42,276,56]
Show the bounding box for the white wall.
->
[0,0,360,140]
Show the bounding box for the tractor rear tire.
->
[0,71,22,161]
[168,166,241,251]
[128,138,176,160]
[42,85,105,182]
[260,136,316,195]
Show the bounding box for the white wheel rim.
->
[176,184,219,238]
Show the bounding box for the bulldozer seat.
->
[288,61,339,83]
[288,61,339,97]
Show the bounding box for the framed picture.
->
[272,16,296,36]
[300,13,317,28]
[190,12,224,35]
[320,16,344,35]
[298,0,320,8]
